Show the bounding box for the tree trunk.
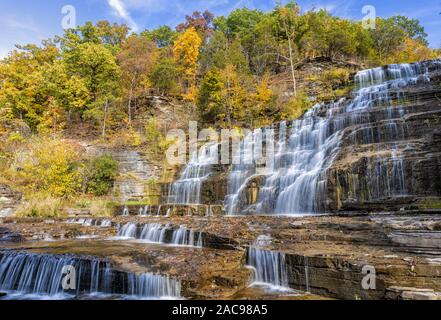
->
[102,99,108,138]
[283,17,297,97]
[128,77,135,125]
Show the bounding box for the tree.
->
[57,21,129,53]
[118,35,158,124]
[214,8,264,39]
[275,2,301,96]
[200,30,249,74]
[0,43,60,129]
[391,16,428,45]
[85,155,118,196]
[142,25,177,48]
[390,38,436,63]
[150,57,179,96]
[173,27,202,88]
[63,42,120,107]
[369,18,406,63]
[176,10,214,41]
[197,68,224,123]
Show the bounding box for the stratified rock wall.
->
[327,65,441,211]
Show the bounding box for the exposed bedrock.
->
[0,185,22,217]
[327,82,441,212]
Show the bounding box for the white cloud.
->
[107,0,139,32]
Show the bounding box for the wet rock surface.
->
[1,212,441,300]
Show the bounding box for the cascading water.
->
[171,225,203,247]
[167,142,218,204]
[225,61,438,215]
[0,252,181,299]
[65,218,112,228]
[116,223,203,247]
[247,243,289,289]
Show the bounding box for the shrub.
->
[85,155,118,196]
[13,136,81,197]
[281,91,312,120]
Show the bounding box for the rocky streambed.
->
[1,212,440,300]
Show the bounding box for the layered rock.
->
[0,184,22,217]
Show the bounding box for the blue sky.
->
[0,0,440,58]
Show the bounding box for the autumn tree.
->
[176,11,214,41]
[118,35,158,124]
[173,27,202,91]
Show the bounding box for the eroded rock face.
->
[0,185,22,217]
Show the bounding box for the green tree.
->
[85,155,118,196]
[197,68,224,123]
[391,16,428,45]
[150,57,179,96]
[63,42,120,124]
[142,25,178,48]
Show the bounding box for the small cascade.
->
[171,225,203,247]
[140,224,168,243]
[116,223,203,247]
[117,223,138,238]
[0,252,181,299]
[225,129,270,214]
[122,207,129,216]
[247,247,289,288]
[224,60,439,215]
[365,149,407,199]
[304,256,310,293]
[65,218,112,228]
[139,205,151,216]
[167,142,218,204]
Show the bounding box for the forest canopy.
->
[0,1,438,133]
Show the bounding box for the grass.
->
[15,195,66,218]
[419,198,441,210]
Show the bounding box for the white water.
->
[0,252,181,299]
[167,142,218,204]
[116,223,203,247]
[247,246,289,289]
[225,61,438,215]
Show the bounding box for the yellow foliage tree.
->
[173,27,202,87]
[389,38,437,64]
[14,136,81,197]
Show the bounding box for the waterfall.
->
[139,223,168,243]
[167,142,218,204]
[0,252,181,299]
[116,223,203,247]
[225,60,438,215]
[171,225,203,247]
[225,129,270,214]
[247,247,289,288]
[117,223,138,239]
[122,207,129,216]
[65,218,112,228]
